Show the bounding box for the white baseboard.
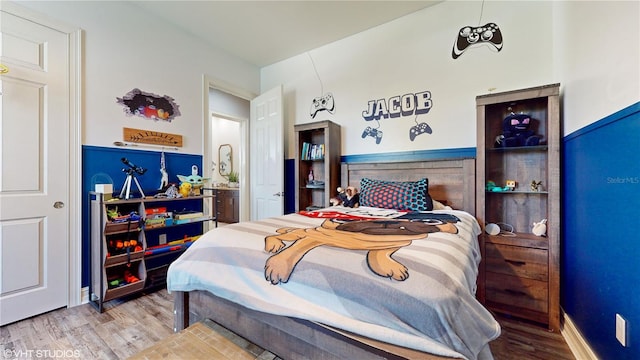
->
[562,309,599,360]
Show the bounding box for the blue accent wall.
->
[82,146,203,287]
[284,159,296,214]
[563,102,640,360]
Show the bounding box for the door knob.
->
[53,201,65,209]
[273,192,283,197]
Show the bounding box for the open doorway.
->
[210,115,242,186]
[210,114,242,224]
[202,76,255,222]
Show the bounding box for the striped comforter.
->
[167,207,500,359]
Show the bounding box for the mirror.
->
[218,144,232,177]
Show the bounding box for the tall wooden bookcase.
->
[294,120,341,211]
[475,84,561,331]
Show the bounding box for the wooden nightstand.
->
[483,233,550,324]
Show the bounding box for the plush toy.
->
[330,186,359,208]
[495,113,542,147]
[177,165,209,196]
[532,219,547,237]
[179,182,192,198]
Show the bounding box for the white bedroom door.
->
[249,85,283,220]
[0,7,70,325]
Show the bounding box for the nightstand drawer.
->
[485,243,548,281]
[486,273,548,313]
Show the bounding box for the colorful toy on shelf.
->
[143,235,200,256]
[108,239,142,254]
[177,165,209,196]
[108,209,142,223]
[178,182,192,198]
[123,270,140,284]
[109,279,124,288]
[106,207,119,221]
[155,183,181,199]
[486,180,515,192]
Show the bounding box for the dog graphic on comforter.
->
[264,218,458,285]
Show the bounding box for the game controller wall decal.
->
[310,92,335,118]
[409,116,433,141]
[451,0,503,59]
[452,22,503,59]
[307,52,336,119]
[362,124,384,144]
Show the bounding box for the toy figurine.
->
[179,182,192,198]
[330,186,359,208]
[177,165,209,195]
[495,112,542,147]
[531,180,542,191]
[158,150,168,190]
[532,219,547,236]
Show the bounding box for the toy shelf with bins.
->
[89,190,216,312]
[141,194,215,289]
[90,195,146,312]
[475,83,561,331]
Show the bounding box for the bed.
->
[168,159,500,360]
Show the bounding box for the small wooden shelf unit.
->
[294,120,341,211]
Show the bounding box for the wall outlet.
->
[616,313,627,347]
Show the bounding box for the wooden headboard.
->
[341,158,476,215]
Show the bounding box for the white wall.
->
[262,1,639,159]
[553,1,639,135]
[15,0,260,155]
[209,88,250,119]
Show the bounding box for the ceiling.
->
[129,1,442,67]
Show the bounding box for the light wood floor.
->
[0,289,575,360]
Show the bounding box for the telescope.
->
[121,157,147,175]
[119,158,146,199]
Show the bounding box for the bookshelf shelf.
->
[294,120,341,211]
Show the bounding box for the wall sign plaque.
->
[123,127,183,147]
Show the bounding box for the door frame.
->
[202,75,255,222]
[1,1,83,307]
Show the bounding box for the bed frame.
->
[174,158,476,360]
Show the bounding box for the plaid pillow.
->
[359,178,433,211]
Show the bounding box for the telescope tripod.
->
[119,172,145,199]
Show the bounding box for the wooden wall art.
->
[123,127,183,147]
